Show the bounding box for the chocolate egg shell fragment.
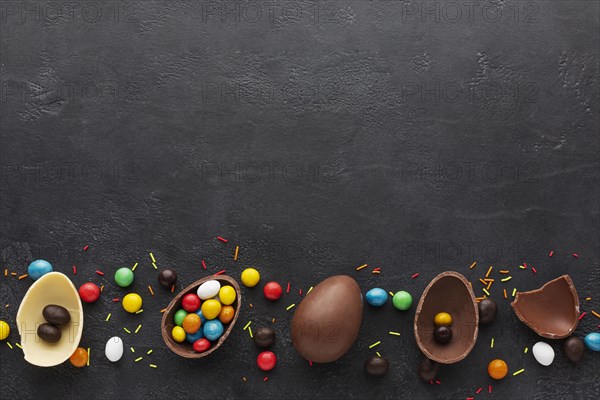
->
[511,275,579,339]
[42,305,71,325]
[418,357,439,381]
[290,275,363,363]
[414,271,479,364]
[254,327,275,348]
[37,323,61,343]
[364,356,389,377]
[563,336,584,363]
[478,298,497,324]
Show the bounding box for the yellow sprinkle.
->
[18,274,28,280]
[100,285,104,292]
[372,270,380,274]
[512,288,517,297]
[234,246,239,261]
[136,309,144,314]
[105,313,112,322]
[501,276,512,282]
[132,262,138,271]
[272,318,276,323]
[286,303,296,311]
[131,347,135,353]
[388,331,401,336]
[491,338,494,348]
[376,352,381,357]
[135,357,143,362]
[3,269,7,276]
[524,347,528,353]
[5,304,9,308]
[242,377,247,382]
[148,285,154,296]
[149,364,157,368]
[369,341,381,349]
[249,303,253,308]
[7,342,13,349]
[586,297,592,301]
[147,349,153,355]
[11,272,16,276]
[149,252,156,263]
[482,288,490,296]
[389,291,394,297]
[356,263,368,271]
[243,321,252,330]
[469,261,477,269]
[307,286,313,294]
[591,311,600,319]
[152,262,158,270]
[485,266,493,278]
[512,368,525,376]
[519,265,526,269]
[135,324,142,334]
[87,348,90,366]
[248,327,253,338]
[124,327,131,334]
[15,343,22,349]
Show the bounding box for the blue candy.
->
[186,329,204,343]
[203,320,224,341]
[365,288,388,307]
[28,260,53,280]
[584,332,600,352]
[195,310,207,323]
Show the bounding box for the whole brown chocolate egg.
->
[290,275,363,363]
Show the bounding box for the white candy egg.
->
[197,280,221,300]
[105,336,124,362]
[532,341,554,366]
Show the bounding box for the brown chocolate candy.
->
[37,323,61,343]
[254,327,275,348]
[433,326,452,344]
[290,275,362,363]
[418,357,439,382]
[563,336,584,363]
[158,269,177,289]
[511,275,579,339]
[364,356,389,377]
[478,298,497,324]
[414,271,479,364]
[43,304,71,325]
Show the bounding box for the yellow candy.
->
[122,293,143,313]
[0,320,10,340]
[171,326,186,342]
[201,299,222,320]
[241,268,260,288]
[219,286,236,305]
[434,312,452,326]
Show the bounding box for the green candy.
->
[392,291,412,311]
[114,267,134,287]
[174,309,188,326]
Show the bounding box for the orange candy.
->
[183,313,201,334]
[218,305,235,324]
[488,359,508,380]
[69,347,88,368]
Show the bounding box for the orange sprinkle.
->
[11,272,17,276]
[591,311,600,319]
[249,303,253,308]
[469,261,476,269]
[484,278,495,282]
[5,304,9,308]
[171,285,175,293]
[500,270,509,274]
[503,289,507,299]
[485,266,493,278]
[479,278,487,285]
[148,285,154,296]
[18,274,28,280]
[355,264,368,271]
[372,270,381,274]
[4,269,7,276]
[486,281,493,290]
[234,246,239,261]
[160,308,166,313]
[100,285,104,292]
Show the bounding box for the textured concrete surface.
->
[1,0,599,399]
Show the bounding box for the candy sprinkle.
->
[503,289,507,299]
[388,331,401,336]
[113,298,120,302]
[135,309,144,314]
[7,342,13,349]
[234,246,239,261]
[532,267,537,274]
[135,324,142,333]
[489,385,492,394]
[411,273,420,279]
[369,341,381,349]
[243,377,247,382]
[15,342,22,349]
[512,368,525,376]
[524,347,528,353]
[286,304,296,311]
[376,352,381,357]
[243,321,252,330]
[286,282,291,293]
[499,270,510,274]
[160,309,166,313]
[356,263,368,271]
[149,364,157,369]
[578,312,586,321]
[148,285,154,296]
[105,313,112,322]
[149,252,156,263]
[263,377,268,382]
[217,236,228,243]
[4,269,7,276]
[469,261,477,269]
[202,260,207,270]
[501,276,512,282]
[147,349,153,355]
[135,357,143,362]
[215,269,226,275]
[479,278,487,285]
[476,388,483,394]
[132,262,138,271]
[573,253,579,258]
[18,274,28,280]
[549,251,554,257]
[100,285,104,292]
[73,265,77,275]
[482,288,490,296]
[307,286,313,294]
[486,266,493,278]
[248,327,253,338]
[95,270,104,276]
[131,347,135,353]
[490,338,494,348]
[512,288,517,297]
[87,348,90,366]
[152,262,158,270]
[83,245,89,251]
[519,265,526,269]
[591,311,600,319]
[124,327,131,334]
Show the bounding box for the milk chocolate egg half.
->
[291,275,362,363]
[511,275,579,339]
[16,272,84,367]
[414,271,479,364]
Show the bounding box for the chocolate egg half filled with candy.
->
[414,271,479,364]
[511,275,579,339]
[290,275,362,363]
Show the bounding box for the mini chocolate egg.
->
[365,288,388,307]
[197,280,221,300]
[478,298,497,324]
[563,336,585,363]
[37,323,61,343]
[254,327,275,348]
[291,275,362,363]
[433,326,452,344]
[418,357,439,382]
[105,336,124,362]
[158,268,177,289]
[364,356,389,377]
[42,304,71,326]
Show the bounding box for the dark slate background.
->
[1,0,599,399]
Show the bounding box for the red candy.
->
[263,282,283,301]
[193,338,210,353]
[78,282,100,303]
[182,293,201,312]
[257,351,277,371]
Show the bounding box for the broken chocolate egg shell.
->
[511,275,579,339]
[414,271,479,364]
[16,272,84,367]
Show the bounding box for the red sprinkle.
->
[201,260,207,270]
[263,377,268,382]
[72,265,77,275]
[573,253,579,258]
[489,385,492,393]
[309,360,313,366]
[429,380,433,385]
[286,282,290,294]
[476,388,482,394]
[467,398,474,400]
[523,262,528,268]
[215,269,226,275]
[549,251,554,257]
[531,267,537,274]
[83,245,89,251]
[217,236,228,243]
[411,273,420,279]
[299,288,302,296]
[373,267,381,271]
[95,270,105,276]
[113,298,120,302]
[435,380,441,385]
[579,312,586,321]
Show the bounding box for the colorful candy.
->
[433,312,452,326]
[195,310,207,323]
[392,291,412,310]
[193,338,211,352]
[174,309,188,326]
[257,351,277,371]
[181,293,201,312]
[197,280,221,300]
[584,332,600,351]
[105,336,124,362]
[0,320,10,340]
[78,282,100,303]
[69,347,88,367]
[564,336,585,363]
[186,330,204,343]
[122,293,142,313]
[218,306,235,324]
[183,313,201,334]
[532,341,555,366]
[201,299,222,320]
[263,281,283,301]
[27,259,53,280]
[241,268,260,287]
[158,268,177,289]
[365,288,388,307]
[114,267,134,287]
[203,320,224,341]
[171,326,186,342]
[487,359,508,380]
[218,286,236,305]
